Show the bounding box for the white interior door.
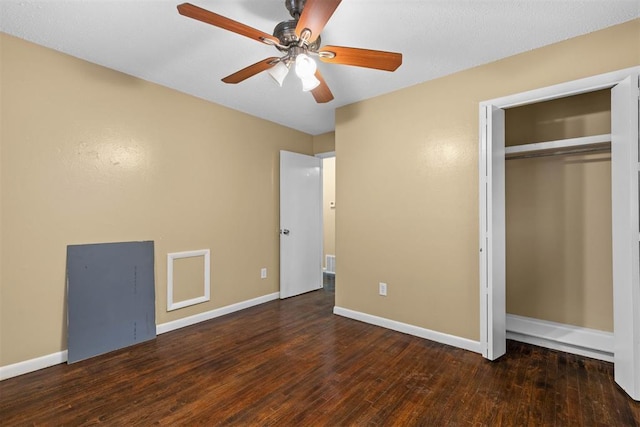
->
[611,75,640,400]
[280,150,323,299]
[479,104,507,360]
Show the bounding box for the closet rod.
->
[506,144,610,160]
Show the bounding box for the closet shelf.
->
[505,134,611,159]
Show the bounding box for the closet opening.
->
[504,90,614,360]
[478,67,639,400]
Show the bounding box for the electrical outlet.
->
[261,268,267,279]
[379,282,387,296]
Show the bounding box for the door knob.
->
[280,229,290,235]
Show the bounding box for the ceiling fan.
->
[177,0,403,103]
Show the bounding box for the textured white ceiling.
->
[1,0,638,135]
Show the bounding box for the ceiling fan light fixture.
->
[295,53,317,79]
[268,61,290,87]
[295,53,319,91]
[300,74,321,92]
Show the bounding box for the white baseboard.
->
[506,314,614,362]
[0,350,68,381]
[0,292,280,381]
[156,292,280,334]
[333,306,482,354]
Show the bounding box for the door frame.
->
[479,67,640,400]
[316,151,336,275]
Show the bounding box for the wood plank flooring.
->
[2,285,639,426]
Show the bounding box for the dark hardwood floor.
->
[2,281,639,426]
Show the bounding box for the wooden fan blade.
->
[295,0,342,43]
[319,45,402,71]
[311,70,334,103]
[177,3,278,45]
[222,58,279,84]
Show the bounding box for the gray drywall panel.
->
[67,241,156,363]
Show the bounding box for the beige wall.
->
[506,152,612,331]
[0,33,313,366]
[322,157,336,269]
[505,90,611,145]
[172,255,206,302]
[335,19,640,341]
[313,131,335,154]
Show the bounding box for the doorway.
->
[319,152,336,291]
[279,150,336,298]
[478,67,640,400]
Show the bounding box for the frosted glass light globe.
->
[295,54,317,78]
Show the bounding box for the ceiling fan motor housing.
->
[273,20,298,46]
[273,19,321,51]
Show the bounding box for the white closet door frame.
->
[611,75,640,400]
[479,105,506,361]
[478,66,640,400]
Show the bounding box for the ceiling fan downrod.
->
[285,0,306,19]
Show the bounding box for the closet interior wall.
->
[504,89,613,332]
